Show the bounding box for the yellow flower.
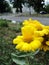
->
[44,26,49,30]
[34,29,49,36]
[23,18,44,31]
[46,41,49,46]
[13,35,42,52]
[34,31,44,36]
[30,40,41,51]
[13,18,49,52]
[23,20,29,26]
[34,37,44,42]
[21,43,31,52]
[31,20,45,30]
[15,42,24,50]
[15,39,42,52]
[42,29,49,35]
[21,25,36,42]
[13,36,23,44]
[23,18,33,26]
[40,45,49,51]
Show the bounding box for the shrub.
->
[0,0,12,13]
[45,4,49,13]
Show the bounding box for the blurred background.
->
[0,0,49,14]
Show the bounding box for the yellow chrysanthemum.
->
[34,37,44,42]
[21,25,36,42]
[46,41,49,46]
[13,35,42,52]
[23,18,44,31]
[13,36,23,44]
[42,29,49,35]
[43,26,49,30]
[40,45,49,51]
[34,31,44,36]
[23,18,33,26]
[20,43,31,52]
[15,42,24,50]
[13,18,49,52]
[34,29,49,36]
[15,42,31,52]
[40,34,49,51]
[23,20,29,25]
[32,20,45,30]
[30,40,41,51]
[15,39,42,52]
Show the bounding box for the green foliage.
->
[0,0,11,13]
[0,20,21,65]
[11,50,49,65]
[0,36,15,65]
[9,22,22,32]
[28,0,44,13]
[11,50,40,65]
[0,30,14,65]
[0,19,9,27]
[45,4,49,13]
[13,0,24,13]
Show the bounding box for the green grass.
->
[0,19,21,65]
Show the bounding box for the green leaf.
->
[11,53,18,57]
[12,58,26,65]
[29,56,34,59]
[11,52,34,58]
[11,53,26,65]
[33,50,40,55]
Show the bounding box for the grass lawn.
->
[0,19,21,65]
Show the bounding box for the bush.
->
[0,0,12,13]
[4,1,12,13]
[45,4,49,13]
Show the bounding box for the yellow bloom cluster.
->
[13,18,49,52]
